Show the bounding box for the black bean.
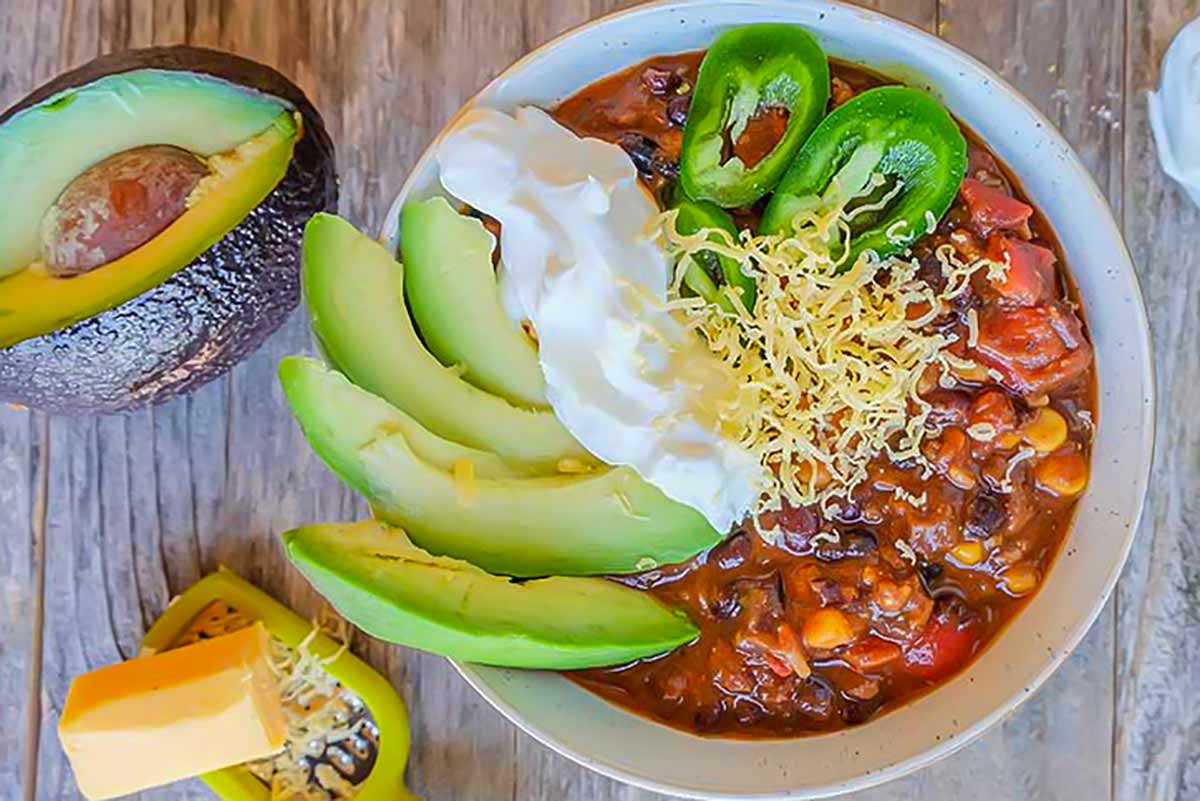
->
[711,532,752,570]
[708,589,742,620]
[694,702,724,730]
[917,560,967,601]
[965,492,1007,540]
[617,132,679,181]
[667,93,691,127]
[618,132,657,172]
[731,575,785,631]
[841,694,885,725]
[814,528,878,562]
[641,65,682,95]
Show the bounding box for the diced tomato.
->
[971,303,1093,396]
[903,608,980,681]
[843,636,903,673]
[967,389,1018,434]
[960,178,1033,236]
[983,235,1056,306]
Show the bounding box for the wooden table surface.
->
[1,1,1196,799]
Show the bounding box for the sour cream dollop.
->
[1149,16,1200,206]
[437,106,760,531]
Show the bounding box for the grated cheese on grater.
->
[658,174,1000,532]
[177,602,373,801]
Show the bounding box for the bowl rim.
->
[377,0,1156,797]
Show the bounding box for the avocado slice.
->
[279,357,536,479]
[279,355,720,577]
[0,112,297,348]
[303,213,591,473]
[400,197,547,408]
[0,47,338,414]
[283,519,698,669]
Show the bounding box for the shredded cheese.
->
[451,457,477,504]
[658,177,996,526]
[966,422,998,442]
[894,538,919,566]
[893,486,928,508]
[809,530,841,547]
[999,446,1037,493]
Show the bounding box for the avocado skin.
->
[0,47,337,414]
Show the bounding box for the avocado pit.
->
[41,145,209,277]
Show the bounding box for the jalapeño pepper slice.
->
[760,85,968,265]
[679,24,830,208]
[670,186,755,312]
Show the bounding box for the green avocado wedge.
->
[283,520,699,669]
[302,213,590,473]
[279,356,720,577]
[401,197,547,408]
[279,356,535,479]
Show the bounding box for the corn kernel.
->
[1023,408,1068,453]
[995,431,1023,450]
[950,541,985,566]
[948,462,978,490]
[1001,563,1039,595]
[1034,449,1088,496]
[802,609,856,650]
[951,361,991,383]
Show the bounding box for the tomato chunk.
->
[903,605,980,680]
[967,389,1018,433]
[971,303,1093,396]
[983,236,1056,306]
[844,636,903,673]
[960,178,1033,236]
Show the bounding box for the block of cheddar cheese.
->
[58,621,287,800]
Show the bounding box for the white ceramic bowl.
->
[380,1,1155,797]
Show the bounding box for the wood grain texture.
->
[0,1,1192,800]
[1115,2,1200,800]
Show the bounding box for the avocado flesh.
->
[0,112,298,349]
[284,520,698,669]
[279,357,536,479]
[279,355,720,576]
[0,68,290,277]
[303,213,591,473]
[401,197,547,408]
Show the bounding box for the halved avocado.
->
[284,519,698,669]
[280,356,536,480]
[400,197,547,408]
[303,213,590,473]
[0,47,337,414]
[0,112,296,346]
[279,356,720,577]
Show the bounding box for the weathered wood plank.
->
[0,407,44,801]
[0,2,73,797]
[1115,3,1200,800]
